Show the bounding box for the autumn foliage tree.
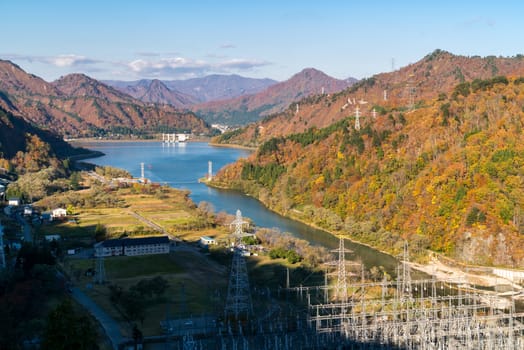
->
[212,77,524,266]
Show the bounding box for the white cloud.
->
[1,52,271,80]
[1,53,99,67]
[218,58,268,70]
[126,56,270,78]
[50,54,95,67]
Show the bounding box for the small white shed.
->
[199,236,217,247]
[51,208,67,218]
[8,198,20,206]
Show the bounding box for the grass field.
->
[34,182,319,338]
[35,186,229,242]
[66,248,229,336]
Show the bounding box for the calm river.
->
[78,141,398,273]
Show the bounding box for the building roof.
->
[96,236,170,248]
[97,238,123,248]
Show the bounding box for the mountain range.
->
[211,50,524,266]
[216,50,524,146]
[2,49,524,266]
[0,60,211,138]
[0,58,355,162]
[105,69,355,126]
[105,74,277,108]
[192,68,356,125]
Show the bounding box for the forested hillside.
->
[214,50,524,147]
[0,60,211,138]
[211,76,524,267]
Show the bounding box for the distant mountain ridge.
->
[122,79,199,107]
[105,74,278,107]
[192,68,357,125]
[0,60,211,138]
[216,50,524,146]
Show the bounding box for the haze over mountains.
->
[105,69,355,125]
[193,68,356,125]
[105,75,277,107]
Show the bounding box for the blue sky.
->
[2,1,523,82]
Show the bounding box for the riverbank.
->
[68,135,213,144]
[67,149,105,161]
[206,180,398,261]
[208,141,257,151]
[281,209,524,294]
[205,181,524,292]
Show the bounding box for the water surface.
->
[79,141,398,273]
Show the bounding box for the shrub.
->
[466,207,486,226]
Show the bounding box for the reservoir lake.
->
[79,141,398,273]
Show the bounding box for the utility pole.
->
[94,247,106,284]
[0,223,5,269]
[208,161,212,181]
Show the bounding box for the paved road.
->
[71,287,126,350]
[87,171,109,184]
[16,212,32,243]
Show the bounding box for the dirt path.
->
[128,210,181,242]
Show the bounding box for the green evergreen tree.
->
[41,299,99,350]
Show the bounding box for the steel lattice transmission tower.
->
[224,247,253,320]
[333,236,353,303]
[229,209,250,240]
[224,209,253,321]
[354,106,361,131]
[397,241,412,299]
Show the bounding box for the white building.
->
[94,236,170,257]
[492,268,524,284]
[176,133,189,142]
[23,206,33,216]
[44,234,61,242]
[199,236,217,247]
[51,208,67,218]
[8,198,20,206]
